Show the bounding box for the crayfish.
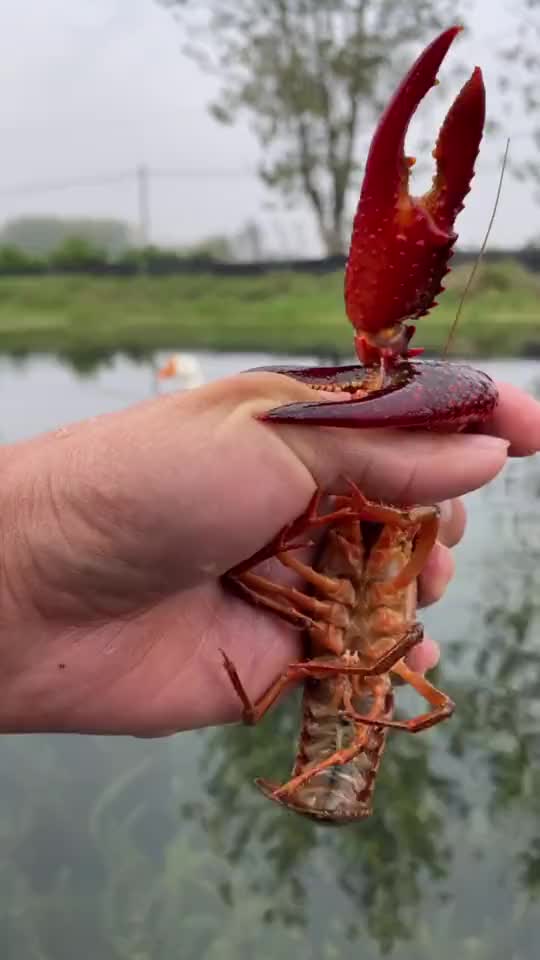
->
[221,26,499,823]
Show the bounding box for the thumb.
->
[219,371,509,505]
[270,409,509,506]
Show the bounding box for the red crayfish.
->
[221,26,499,823]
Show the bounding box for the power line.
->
[0,166,261,198]
[0,171,134,198]
[152,166,257,179]
[0,139,535,200]
[0,152,535,251]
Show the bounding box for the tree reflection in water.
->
[193,444,540,957]
[448,452,540,898]
[198,691,457,953]
[0,379,539,959]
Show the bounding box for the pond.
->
[0,352,539,960]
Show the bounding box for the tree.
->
[496,0,539,198]
[0,216,133,258]
[159,1,465,254]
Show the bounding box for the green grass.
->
[0,259,538,365]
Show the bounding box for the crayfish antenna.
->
[444,138,510,358]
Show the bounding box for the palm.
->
[64,576,300,737]
[4,372,538,737]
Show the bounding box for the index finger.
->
[481,382,540,456]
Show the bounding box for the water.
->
[0,351,539,959]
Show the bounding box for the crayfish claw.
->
[427,66,486,228]
[345,25,486,359]
[259,360,498,431]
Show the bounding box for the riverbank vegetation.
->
[0,259,538,362]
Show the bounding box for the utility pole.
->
[135,163,151,285]
[136,164,151,248]
[136,163,156,386]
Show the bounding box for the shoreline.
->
[0,269,538,363]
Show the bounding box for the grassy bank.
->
[0,260,538,363]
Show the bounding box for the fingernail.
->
[458,435,509,451]
[439,500,453,524]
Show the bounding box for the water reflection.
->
[0,354,539,958]
[195,443,540,957]
[197,698,456,953]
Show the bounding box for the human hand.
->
[0,372,538,736]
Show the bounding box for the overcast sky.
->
[0,0,536,255]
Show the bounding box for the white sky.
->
[0,0,537,255]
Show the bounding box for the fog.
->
[0,0,536,254]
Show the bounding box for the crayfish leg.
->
[220,649,305,725]
[383,508,440,590]
[220,652,377,726]
[225,489,355,578]
[341,659,455,734]
[226,569,317,629]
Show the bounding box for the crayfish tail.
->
[254,779,370,825]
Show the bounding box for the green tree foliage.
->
[159,0,465,254]
[0,216,133,258]
[496,0,540,197]
[49,235,109,269]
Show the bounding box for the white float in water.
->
[156,353,204,390]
